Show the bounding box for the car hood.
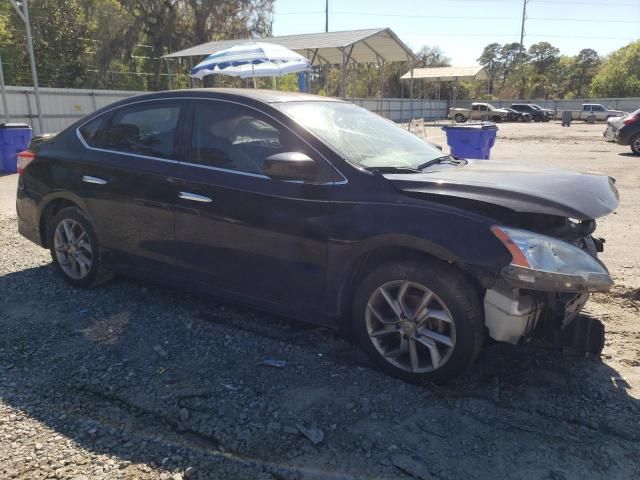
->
[385,160,619,220]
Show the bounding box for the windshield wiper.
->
[365,166,421,174]
[417,155,465,171]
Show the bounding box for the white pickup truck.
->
[558,104,627,122]
[449,103,510,123]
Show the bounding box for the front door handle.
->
[179,191,213,203]
[82,175,107,185]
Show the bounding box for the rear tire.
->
[352,259,484,384]
[47,207,112,288]
[630,134,640,155]
[454,113,466,123]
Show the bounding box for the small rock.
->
[391,454,432,480]
[296,423,324,445]
[154,344,169,359]
[283,425,298,434]
[178,408,189,422]
[184,466,197,479]
[34,442,43,451]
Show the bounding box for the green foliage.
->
[4,0,89,87]
[591,40,640,97]
[476,41,606,99]
[1,0,274,90]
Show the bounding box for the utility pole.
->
[519,0,528,55]
[325,0,329,32]
[10,0,44,133]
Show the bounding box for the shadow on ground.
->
[1,264,639,479]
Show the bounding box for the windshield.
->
[275,101,445,170]
[530,104,543,110]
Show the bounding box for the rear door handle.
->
[179,192,213,203]
[82,175,107,185]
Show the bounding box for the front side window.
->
[102,103,180,159]
[192,102,296,175]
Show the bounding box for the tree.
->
[415,45,451,67]
[570,48,600,97]
[184,0,274,46]
[477,43,502,94]
[498,42,526,90]
[5,0,89,87]
[590,42,640,97]
[528,42,559,72]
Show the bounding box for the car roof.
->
[123,88,345,105]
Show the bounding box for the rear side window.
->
[102,103,181,159]
[78,116,104,147]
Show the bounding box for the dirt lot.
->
[0,121,638,480]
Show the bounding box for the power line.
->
[277,11,640,24]
[530,0,639,6]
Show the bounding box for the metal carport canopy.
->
[164,28,416,65]
[400,66,488,82]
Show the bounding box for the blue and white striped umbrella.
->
[190,42,310,80]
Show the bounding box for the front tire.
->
[47,207,111,288]
[352,259,484,383]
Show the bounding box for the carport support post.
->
[408,62,414,130]
[340,48,346,99]
[165,55,172,90]
[10,0,43,133]
[0,55,9,122]
[379,60,385,115]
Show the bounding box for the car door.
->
[171,99,339,315]
[76,100,184,273]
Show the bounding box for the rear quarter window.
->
[78,116,105,147]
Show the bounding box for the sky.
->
[271,0,640,65]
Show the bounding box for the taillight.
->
[17,150,36,175]
[623,115,639,126]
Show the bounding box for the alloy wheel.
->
[365,280,456,373]
[53,219,93,280]
[633,136,640,154]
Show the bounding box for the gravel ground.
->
[1,121,639,479]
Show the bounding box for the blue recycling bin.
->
[441,122,498,160]
[0,123,32,173]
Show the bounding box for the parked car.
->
[16,89,618,383]
[604,107,640,154]
[528,103,556,120]
[448,102,509,123]
[510,104,550,122]
[559,103,627,122]
[503,107,532,122]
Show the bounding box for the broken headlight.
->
[491,226,613,292]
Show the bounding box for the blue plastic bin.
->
[0,123,32,173]
[441,122,498,160]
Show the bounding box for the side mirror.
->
[264,152,317,181]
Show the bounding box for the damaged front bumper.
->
[484,286,604,356]
[484,228,612,355]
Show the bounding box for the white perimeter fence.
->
[1,85,638,135]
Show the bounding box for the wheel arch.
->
[38,193,91,247]
[335,242,488,333]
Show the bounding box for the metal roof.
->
[400,66,488,81]
[165,28,416,65]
